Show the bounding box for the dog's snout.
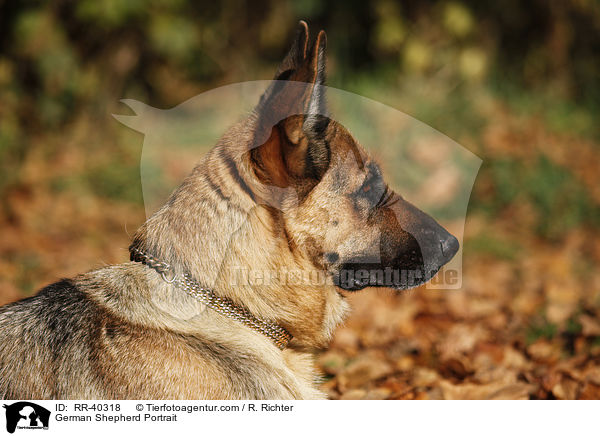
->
[440,234,459,261]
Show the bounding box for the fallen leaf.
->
[473,365,519,385]
[337,354,393,390]
[580,314,600,337]
[439,357,474,379]
[438,324,488,360]
[502,346,533,371]
[582,366,600,385]
[439,380,534,400]
[364,388,392,400]
[578,382,600,399]
[318,351,347,375]
[412,368,440,387]
[527,340,560,364]
[339,389,367,400]
[551,376,579,400]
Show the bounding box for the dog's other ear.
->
[252,23,330,191]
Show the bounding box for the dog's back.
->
[0,279,101,398]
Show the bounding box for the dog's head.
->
[248,22,458,291]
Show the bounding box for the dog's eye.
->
[356,177,385,205]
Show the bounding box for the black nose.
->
[440,234,459,262]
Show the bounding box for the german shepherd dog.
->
[0,22,458,399]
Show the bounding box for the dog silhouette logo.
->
[2,402,50,433]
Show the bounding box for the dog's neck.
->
[129,141,349,348]
[129,246,294,349]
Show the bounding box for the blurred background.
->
[1,0,599,399]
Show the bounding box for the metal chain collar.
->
[130,247,293,350]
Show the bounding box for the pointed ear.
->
[284,29,328,139]
[255,25,327,130]
[251,26,330,193]
[254,21,310,111]
[274,20,309,79]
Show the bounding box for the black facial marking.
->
[331,197,459,291]
[325,252,339,263]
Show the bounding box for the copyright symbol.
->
[136,404,143,411]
